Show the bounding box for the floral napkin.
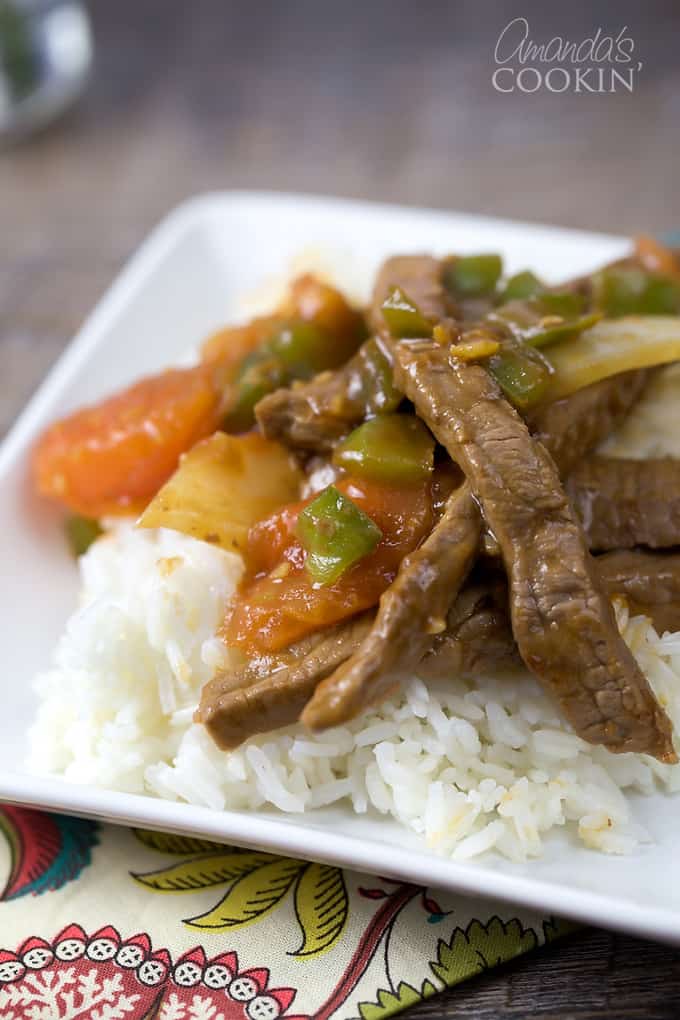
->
[0,805,568,1020]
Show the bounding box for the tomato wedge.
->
[200,316,279,372]
[223,477,434,653]
[33,365,223,518]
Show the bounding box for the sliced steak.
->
[302,482,481,729]
[389,334,675,761]
[417,574,520,679]
[568,457,680,551]
[421,552,680,679]
[598,550,680,635]
[258,253,650,468]
[527,370,651,475]
[369,254,456,330]
[301,259,474,729]
[196,614,373,750]
[256,255,456,454]
[198,549,680,750]
[256,342,387,453]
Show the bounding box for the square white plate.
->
[2,190,679,944]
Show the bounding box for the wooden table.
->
[2,1,679,1015]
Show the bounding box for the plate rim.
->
[2,771,680,945]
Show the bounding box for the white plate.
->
[3,190,679,944]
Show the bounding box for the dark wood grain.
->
[1,1,679,1016]
[413,928,680,1019]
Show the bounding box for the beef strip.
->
[597,550,680,635]
[301,255,672,748]
[301,259,479,730]
[302,482,481,729]
[527,370,651,475]
[258,253,651,471]
[255,340,390,453]
[475,455,680,557]
[198,549,680,750]
[417,573,520,679]
[567,457,680,551]
[257,356,651,472]
[421,550,680,678]
[388,333,675,760]
[368,253,457,329]
[256,255,458,452]
[196,613,373,750]
[512,248,657,473]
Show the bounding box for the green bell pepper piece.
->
[65,515,102,557]
[526,312,601,349]
[488,346,552,409]
[445,254,503,298]
[223,350,288,433]
[381,288,433,338]
[358,338,403,414]
[268,320,333,378]
[592,268,680,317]
[491,297,599,349]
[498,270,545,304]
[538,291,585,318]
[296,485,383,585]
[333,414,434,484]
[642,276,680,314]
[268,317,362,377]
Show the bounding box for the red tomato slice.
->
[224,477,434,653]
[33,365,223,518]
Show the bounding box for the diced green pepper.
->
[538,291,585,319]
[491,299,600,349]
[592,268,680,317]
[296,485,383,585]
[526,312,601,349]
[223,311,366,433]
[498,270,544,304]
[592,268,646,317]
[444,254,503,298]
[358,338,403,414]
[333,414,434,484]
[268,317,362,377]
[381,288,433,338]
[65,515,102,557]
[487,346,553,409]
[223,350,287,433]
[642,276,680,315]
[268,320,333,378]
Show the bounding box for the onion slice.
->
[544,315,680,402]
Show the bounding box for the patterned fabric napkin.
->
[0,805,569,1020]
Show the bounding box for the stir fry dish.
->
[33,237,680,765]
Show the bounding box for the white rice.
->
[601,363,680,459]
[28,363,680,860]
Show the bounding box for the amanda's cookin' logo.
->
[492,18,642,94]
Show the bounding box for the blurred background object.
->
[0,0,91,138]
[1,0,679,436]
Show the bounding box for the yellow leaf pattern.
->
[132,829,226,855]
[132,851,275,892]
[130,830,350,954]
[291,863,349,957]
[188,857,306,929]
[0,807,570,1020]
